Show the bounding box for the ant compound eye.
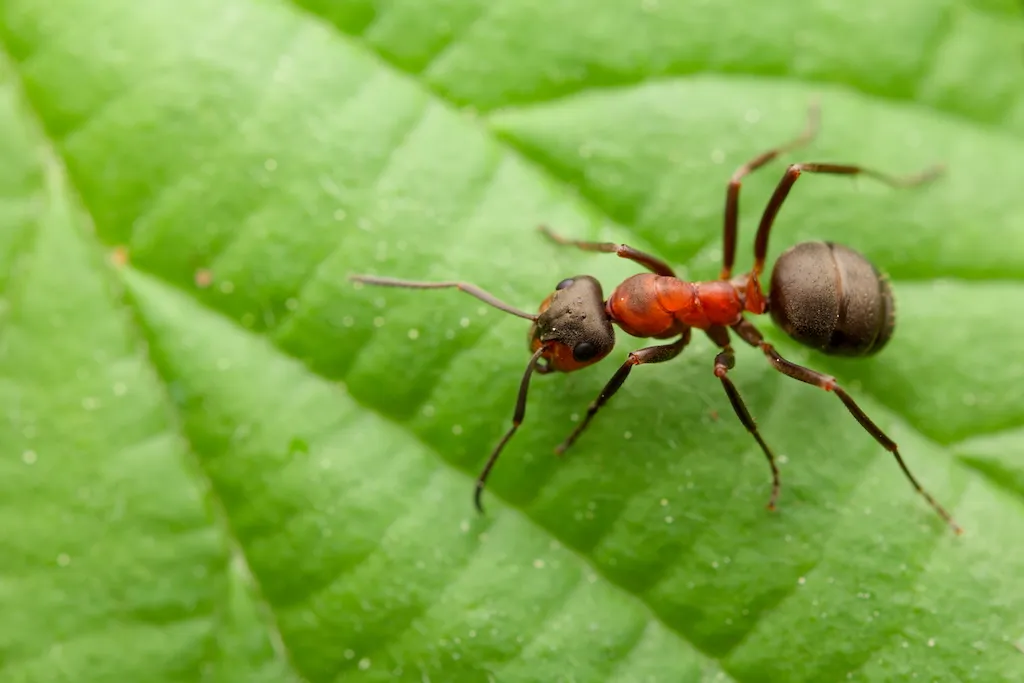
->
[556,278,574,290]
[572,341,598,362]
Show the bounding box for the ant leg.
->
[745,160,944,311]
[732,318,962,534]
[348,275,538,322]
[555,329,692,454]
[705,326,781,509]
[721,101,820,280]
[475,346,547,513]
[538,225,676,276]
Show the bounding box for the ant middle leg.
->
[705,325,781,510]
[554,329,692,454]
[731,318,962,534]
[720,101,820,280]
[538,225,676,277]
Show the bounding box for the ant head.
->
[529,275,615,373]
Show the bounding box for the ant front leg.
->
[720,101,820,280]
[731,318,962,534]
[554,330,692,454]
[744,160,944,311]
[705,326,781,510]
[538,225,676,277]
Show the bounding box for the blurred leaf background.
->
[1,0,1024,681]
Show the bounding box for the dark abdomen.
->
[768,241,895,356]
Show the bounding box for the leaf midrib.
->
[0,40,308,683]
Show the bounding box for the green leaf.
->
[2,1,1023,682]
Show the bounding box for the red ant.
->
[350,105,962,535]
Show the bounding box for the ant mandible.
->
[350,104,962,535]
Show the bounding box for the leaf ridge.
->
[271,102,499,338]
[276,467,482,614]
[958,456,1024,506]
[298,0,1024,136]
[418,4,496,80]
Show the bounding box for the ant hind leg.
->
[720,101,820,280]
[731,318,962,534]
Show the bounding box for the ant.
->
[350,104,962,535]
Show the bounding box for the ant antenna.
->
[474,345,547,513]
[349,273,547,512]
[348,275,539,321]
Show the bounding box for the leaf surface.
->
[2,1,1023,681]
